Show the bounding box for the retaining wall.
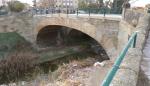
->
[111,15,150,86]
[123,9,144,27]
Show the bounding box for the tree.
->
[88,3,99,9]
[146,4,150,8]
[37,0,55,8]
[78,1,88,9]
[97,0,104,8]
[8,1,25,12]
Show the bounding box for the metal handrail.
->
[101,32,137,86]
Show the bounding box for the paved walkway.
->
[140,31,150,85]
[142,31,150,78]
[34,14,122,21]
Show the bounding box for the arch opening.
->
[37,25,109,60]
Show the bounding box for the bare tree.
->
[122,0,131,19]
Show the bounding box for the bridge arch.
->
[34,17,115,59]
[35,17,96,39]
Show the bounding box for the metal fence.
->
[32,7,122,16]
[0,7,122,17]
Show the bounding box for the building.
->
[55,0,78,9]
[0,0,3,6]
[0,0,9,7]
[0,0,5,6]
[145,4,150,13]
[37,0,78,9]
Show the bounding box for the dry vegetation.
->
[0,32,109,86]
[16,57,98,86]
[0,51,38,84]
[50,57,96,86]
[0,54,103,86]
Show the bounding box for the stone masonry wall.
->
[124,9,144,27]
[111,15,150,86]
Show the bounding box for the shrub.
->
[0,51,38,84]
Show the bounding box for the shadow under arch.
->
[36,25,109,60]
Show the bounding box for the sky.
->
[18,0,33,5]
[130,0,150,7]
[17,0,150,7]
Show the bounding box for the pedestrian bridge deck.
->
[34,14,122,21]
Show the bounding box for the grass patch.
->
[0,32,31,59]
[0,51,39,84]
[0,32,39,84]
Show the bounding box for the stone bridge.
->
[0,12,149,86]
[0,14,122,59]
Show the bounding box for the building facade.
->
[55,0,78,9]
[37,0,78,10]
[145,4,150,13]
[0,0,2,6]
[0,0,9,7]
[0,0,4,6]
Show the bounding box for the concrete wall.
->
[118,20,134,52]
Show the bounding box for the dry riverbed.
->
[0,56,112,86]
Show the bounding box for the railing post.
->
[59,6,60,17]
[77,8,78,16]
[67,8,68,17]
[89,8,90,16]
[51,8,52,17]
[131,33,137,48]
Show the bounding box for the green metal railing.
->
[101,32,138,86]
[77,7,122,15]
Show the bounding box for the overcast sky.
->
[18,0,33,5]
[18,0,150,7]
[130,0,150,7]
